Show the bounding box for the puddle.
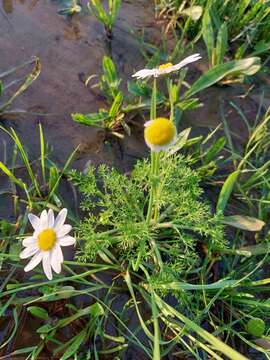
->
[0,1,263,182]
[0,2,161,358]
[0,0,159,171]
[0,0,161,223]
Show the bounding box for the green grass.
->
[2,107,270,359]
[88,0,122,39]
[156,0,270,62]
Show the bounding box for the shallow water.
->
[0,0,159,170]
[0,2,161,357]
[0,1,264,178]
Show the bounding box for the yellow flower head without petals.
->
[144,118,177,152]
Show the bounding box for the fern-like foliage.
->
[70,153,225,282]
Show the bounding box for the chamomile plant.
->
[67,67,245,359]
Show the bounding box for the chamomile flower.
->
[132,53,201,79]
[20,208,76,280]
[144,117,177,152]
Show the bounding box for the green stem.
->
[151,77,157,121]
[146,152,163,270]
[146,151,156,225]
[153,152,161,222]
[146,77,158,225]
[146,151,160,225]
[145,77,163,270]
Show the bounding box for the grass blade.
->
[216,170,240,213]
[0,57,41,113]
[154,292,248,360]
[185,57,261,99]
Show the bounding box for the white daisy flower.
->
[144,117,177,152]
[20,208,76,280]
[132,53,201,79]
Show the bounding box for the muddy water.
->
[0,2,160,357]
[0,0,159,171]
[0,1,264,187]
[0,0,162,224]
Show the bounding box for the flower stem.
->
[145,77,163,270]
[151,77,157,121]
[153,152,161,222]
[146,151,159,225]
[146,77,158,225]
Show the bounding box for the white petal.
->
[173,53,201,71]
[56,224,72,238]
[51,245,63,273]
[132,69,156,79]
[28,214,40,231]
[22,236,37,247]
[145,138,163,152]
[54,208,68,231]
[20,246,39,259]
[47,209,55,228]
[39,210,48,230]
[56,244,64,263]
[144,120,153,127]
[42,252,53,280]
[24,251,43,272]
[145,136,176,153]
[59,236,76,246]
[33,229,40,238]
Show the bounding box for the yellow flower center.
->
[38,228,56,251]
[144,118,176,146]
[158,63,173,71]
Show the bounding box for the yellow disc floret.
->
[38,229,56,251]
[144,118,176,149]
[158,63,173,71]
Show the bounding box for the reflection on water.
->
[2,0,38,14]
[2,0,13,13]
